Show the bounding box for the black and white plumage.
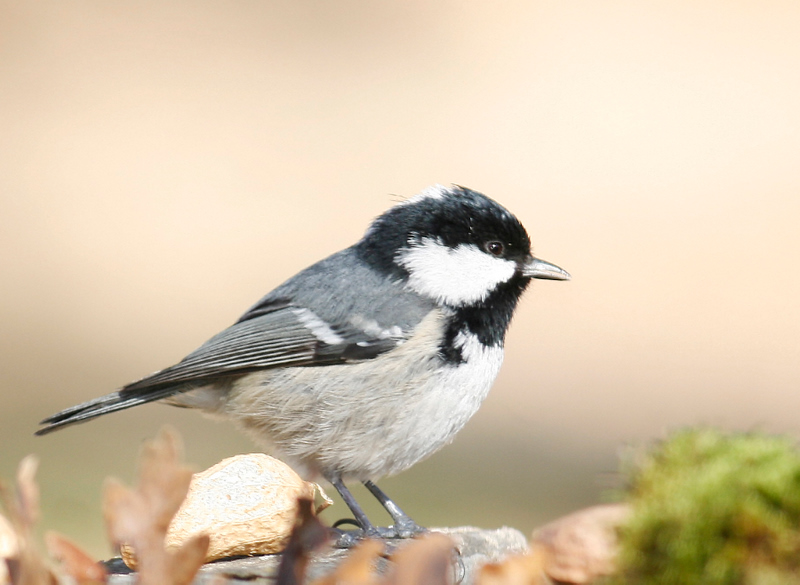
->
[37,184,569,541]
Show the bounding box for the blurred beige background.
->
[1,0,799,557]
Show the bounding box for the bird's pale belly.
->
[211,311,504,480]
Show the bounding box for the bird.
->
[37,184,569,542]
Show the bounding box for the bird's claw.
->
[390,518,427,539]
[329,523,427,548]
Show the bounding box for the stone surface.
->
[107,526,529,585]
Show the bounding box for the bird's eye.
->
[485,241,504,256]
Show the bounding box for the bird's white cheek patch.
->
[396,238,517,306]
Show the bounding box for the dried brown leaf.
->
[531,503,629,584]
[44,531,106,584]
[103,426,208,585]
[311,539,384,585]
[276,497,330,585]
[13,458,39,531]
[386,533,455,585]
[0,456,57,585]
[476,548,550,585]
[0,512,18,585]
[103,477,147,548]
[136,427,193,533]
[166,534,211,585]
[0,513,19,559]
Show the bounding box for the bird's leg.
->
[327,475,384,547]
[329,475,375,533]
[327,476,419,547]
[363,480,425,538]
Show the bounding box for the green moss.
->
[613,429,800,585]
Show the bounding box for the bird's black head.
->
[360,185,530,264]
[356,185,567,308]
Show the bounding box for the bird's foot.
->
[329,520,426,548]
[329,526,365,548]
[390,517,427,539]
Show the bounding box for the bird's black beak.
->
[522,257,571,280]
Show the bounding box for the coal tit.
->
[37,184,569,540]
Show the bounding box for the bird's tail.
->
[36,386,183,436]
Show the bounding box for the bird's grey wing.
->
[36,300,403,435]
[238,247,437,339]
[36,248,434,435]
[122,300,401,393]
